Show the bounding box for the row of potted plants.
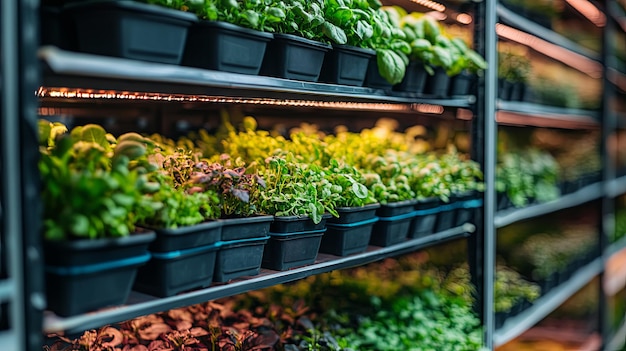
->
[46,252,482,350]
[42,0,486,96]
[494,265,541,328]
[39,118,483,316]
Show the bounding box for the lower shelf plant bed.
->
[46,252,483,351]
[262,229,326,271]
[44,232,155,316]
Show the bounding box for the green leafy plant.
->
[495,265,541,313]
[39,121,162,240]
[498,49,531,84]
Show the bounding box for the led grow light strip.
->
[496,23,603,78]
[37,87,448,115]
[565,0,606,27]
[405,0,445,12]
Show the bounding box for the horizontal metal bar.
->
[607,176,626,199]
[39,47,472,107]
[496,5,601,61]
[496,101,600,129]
[493,257,604,346]
[44,224,474,334]
[495,183,603,228]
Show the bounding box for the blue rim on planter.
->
[43,231,155,316]
[134,241,220,297]
[321,217,379,256]
[66,0,198,64]
[262,228,326,271]
[320,44,376,86]
[182,20,273,75]
[260,33,332,82]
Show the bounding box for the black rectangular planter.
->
[424,67,450,97]
[370,212,414,247]
[393,60,428,93]
[320,44,375,86]
[67,0,197,64]
[376,199,418,217]
[148,220,222,252]
[408,197,440,239]
[134,243,219,297]
[261,33,331,81]
[434,203,456,232]
[213,236,269,282]
[262,229,325,271]
[320,217,378,256]
[327,203,380,225]
[364,58,393,91]
[448,71,475,96]
[220,215,273,241]
[270,214,330,233]
[44,232,155,316]
[183,21,273,74]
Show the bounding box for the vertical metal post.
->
[473,0,498,348]
[2,0,44,350]
[599,0,614,347]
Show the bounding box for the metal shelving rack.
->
[3,0,626,350]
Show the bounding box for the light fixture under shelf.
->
[37,87,458,116]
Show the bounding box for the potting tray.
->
[270,214,330,233]
[327,203,381,225]
[321,217,379,256]
[261,33,331,81]
[213,236,270,282]
[46,253,151,316]
[134,243,219,297]
[434,203,457,232]
[220,215,273,241]
[262,229,326,271]
[147,220,222,252]
[455,198,483,226]
[320,44,375,86]
[67,0,198,64]
[370,211,415,247]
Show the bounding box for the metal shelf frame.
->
[43,224,473,335]
[496,100,601,129]
[493,257,604,346]
[495,183,604,228]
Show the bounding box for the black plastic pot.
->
[452,191,480,226]
[220,215,273,241]
[498,78,513,100]
[44,232,155,316]
[320,44,375,86]
[424,67,450,97]
[183,21,272,74]
[41,6,76,50]
[270,214,330,234]
[370,211,415,246]
[213,236,270,282]
[376,199,418,217]
[261,33,331,81]
[408,197,440,239]
[321,217,378,256]
[393,60,428,93]
[327,203,380,225]
[434,202,456,232]
[67,0,197,64]
[448,71,475,96]
[364,58,393,91]
[134,243,219,297]
[510,82,526,101]
[262,229,325,271]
